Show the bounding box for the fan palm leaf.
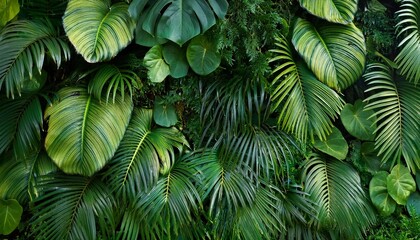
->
[31,174,117,240]
[0,95,42,157]
[395,0,420,85]
[87,64,141,103]
[292,18,366,90]
[44,87,133,176]
[302,153,376,238]
[0,19,70,98]
[63,0,135,63]
[269,35,345,142]
[364,63,420,172]
[104,108,188,201]
[119,153,201,239]
[298,0,358,24]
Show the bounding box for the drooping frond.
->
[395,0,420,85]
[302,153,376,238]
[269,35,345,142]
[104,108,188,201]
[44,87,133,176]
[364,63,420,172]
[31,174,118,240]
[0,19,70,98]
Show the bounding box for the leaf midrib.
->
[122,130,151,185]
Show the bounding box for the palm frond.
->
[44,87,133,176]
[395,0,420,85]
[0,95,42,157]
[104,108,188,201]
[0,19,70,98]
[269,35,345,142]
[119,153,201,240]
[63,0,135,63]
[292,18,366,90]
[302,153,376,238]
[88,64,141,103]
[31,174,118,240]
[298,0,358,24]
[364,63,420,172]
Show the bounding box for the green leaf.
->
[153,98,178,127]
[0,0,19,27]
[298,0,357,24]
[0,199,23,235]
[0,19,70,98]
[340,99,377,141]
[313,127,348,160]
[162,43,189,78]
[387,164,416,205]
[361,142,390,174]
[144,45,170,83]
[187,36,221,75]
[44,87,133,176]
[407,192,420,217]
[292,18,366,90]
[369,171,397,216]
[417,172,420,191]
[21,70,47,93]
[131,0,228,45]
[63,0,135,63]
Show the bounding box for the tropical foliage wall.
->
[0,0,419,239]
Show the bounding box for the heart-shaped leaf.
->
[341,99,377,141]
[144,45,171,83]
[131,0,228,45]
[0,0,19,27]
[298,0,357,24]
[313,127,348,160]
[163,43,189,78]
[187,36,221,75]
[63,0,135,63]
[153,97,178,127]
[407,192,420,217]
[369,171,396,216]
[387,164,416,205]
[0,199,23,235]
[45,87,133,176]
[292,18,366,90]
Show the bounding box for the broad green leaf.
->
[63,0,135,63]
[0,199,23,235]
[45,87,133,176]
[187,36,221,75]
[369,171,396,216]
[163,43,189,78]
[407,192,420,217]
[292,18,366,90]
[144,45,170,83]
[0,0,19,27]
[298,0,357,24]
[132,0,228,45]
[313,127,348,160]
[0,19,70,98]
[153,98,178,127]
[387,164,416,205]
[340,99,377,141]
[361,142,390,174]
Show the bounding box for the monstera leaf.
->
[340,100,377,141]
[187,36,221,75]
[63,0,135,63]
[369,171,397,216]
[130,0,228,45]
[299,0,358,24]
[0,199,23,235]
[292,18,366,90]
[387,164,416,205]
[313,127,348,160]
[0,0,19,27]
[45,87,133,176]
[144,45,170,83]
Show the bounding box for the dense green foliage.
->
[0,0,419,239]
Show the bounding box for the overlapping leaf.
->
[299,0,358,24]
[292,18,366,90]
[369,171,397,216]
[0,199,22,235]
[0,0,19,27]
